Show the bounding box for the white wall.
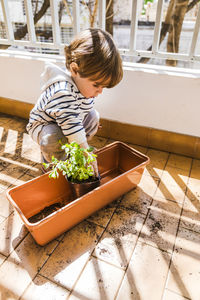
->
[96,63,200,137]
[0,51,200,137]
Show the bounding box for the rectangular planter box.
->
[7,141,150,245]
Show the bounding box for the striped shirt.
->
[26,63,95,144]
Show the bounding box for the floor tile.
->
[190,159,200,179]
[89,136,108,149]
[0,215,6,225]
[163,289,191,300]
[161,167,189,189]
[166,227,200,300]
[119,186,152,215]
[0,190,15,218]
[13,173,38,186]
[0,113,199,300]
[87,199,118,228]
[94,207,145,269]
[154,168,188,204]
[180,187,200,234]
[0,233,58,299]
[186,178,200,202]
[104,138,116,145]
[139,198,181,252]
[128,143,148,154]
[180,177,200,233]
[0,285,19,300]
[21,274,70,300]
[145,148,169,178]
[25,162,44,177]
[0,253,6,266]
[3,128,19,155]
[0,172,14,190]
[166,154,192,172]
[138,174,159,198]
[116,242,171,300]
[154,182,186,204]
[0,167,27,191]
[40,221,104,291]
[69,256,125,300]
[21,133,41,163]
[0,211,28,256]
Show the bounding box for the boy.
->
[27,28,123,176]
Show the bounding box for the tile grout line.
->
[164,287,192,300]
[160,156,194,300]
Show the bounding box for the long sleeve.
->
[27,80,94,144]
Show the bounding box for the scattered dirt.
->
[99,248,109,255]
[84,221,100,240]
[150,221,163,233]
[149,213,163,233]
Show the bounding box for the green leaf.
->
[87,146,94,152]
[46,141,98,182]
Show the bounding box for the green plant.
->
[43,141,97,182]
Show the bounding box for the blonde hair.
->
[64,28,123,88]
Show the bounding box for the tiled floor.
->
[0,112,200,300]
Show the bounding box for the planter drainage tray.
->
[7,141,150,245]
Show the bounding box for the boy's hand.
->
[91,159,99,178]
[79,141,89,149]
[79,142,99,178]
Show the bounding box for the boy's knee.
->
[89,109,100,124]
[39,125,68,163]
[40,132,60,148]
[39,124,67,148]
[39,132,67,163]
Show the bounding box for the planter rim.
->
[6,141,150,244]
[7,141,150,226]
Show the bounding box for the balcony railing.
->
[0,0,200,64]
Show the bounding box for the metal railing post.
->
[72,0,80,35]
[0,0,14,42]
[24,0,37,43]
[98,0,106,30]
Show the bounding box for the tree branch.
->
[187,0,200,12]
[62,0,73,24]
[138,0,199,64]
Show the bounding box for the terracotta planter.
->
[6,141,150,245]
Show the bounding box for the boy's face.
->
[72,73,105,98]
[70,62,108,98]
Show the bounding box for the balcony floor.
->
[0,113,200,300]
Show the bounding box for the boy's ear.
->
[70,62,79,76]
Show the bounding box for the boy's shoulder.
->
[40,62,78,93]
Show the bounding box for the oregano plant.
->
[43,141,97,182]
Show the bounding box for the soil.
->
[69,175,100,184]
[28,202,65,223]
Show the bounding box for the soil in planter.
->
[68,175,100,184]
[28,202,65,223]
